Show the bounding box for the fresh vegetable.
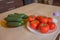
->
[28,15,37,22]
[49,22,56,30]
[7,22,20,27]
[5,17,22,22]
[38,23,49,33]
[23,15,28,19]
[14,13,28,19]
[48,17,52,23]
[36,16,48,23]
[19,20,25,25]
[28,15,56,33]
[8,14,18,17]
[17,14,26,18]
[3,13,28,28]
[1,20,7,27]
[40,16,48,23]
[36,16,42,20]
[7,21,25,27]
[30,20,39,30]
[8,13,28,19]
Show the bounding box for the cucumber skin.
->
[14,13,28,19]
[5,17,22,22]
[7,22,22,27]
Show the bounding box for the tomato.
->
[30,20,39,30]
[36,16,42,20]
[48,17,52,23]
[39,16,48,23]
[36,16,40,20]
[38,23,49,33]
[28,15,37,22]
[36,16,48,23]
[49,22,56,30]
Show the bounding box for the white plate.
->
[27,19,58,35]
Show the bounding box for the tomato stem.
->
[42,23,46,26]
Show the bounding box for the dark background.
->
[0,0,60,13]
[53,0,60,6]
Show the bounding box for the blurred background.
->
[0,0,60,13]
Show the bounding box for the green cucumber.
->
[7,22,22,27]
[8,13,28,19]
[23,15,28,19]
[8,14,17,17]
[5,17,22,22]
[19,20,25,25]
[15,13,27,18]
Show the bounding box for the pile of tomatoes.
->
[28,15,56,33]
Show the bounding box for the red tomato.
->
[36,16,41,20]
[48,17,52,23]
[49,22,56,30]
[38,23,49,33]
[30,20,39,30]
[28,15,37,22]
[40,16,48,23]
[37,16,43,19]
[36,16,48,23]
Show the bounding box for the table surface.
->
[0,3,60,40]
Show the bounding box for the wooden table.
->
[0,3,60,40]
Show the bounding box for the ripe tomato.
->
[36,16,42,20]
[48,17,52,23]
[40,16,48,23]
[38,23,49,33]
[36,16,41,20]
[30,20,39,30]
[49,22,56,30]
[28,15,37,22]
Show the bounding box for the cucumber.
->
[5,17,22,22]
[23,15,28,19]
[19,20,25,25]
[14,13,26,18]
[7,22,22,27]
[7,13,28,19]
[8,14,17,17]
